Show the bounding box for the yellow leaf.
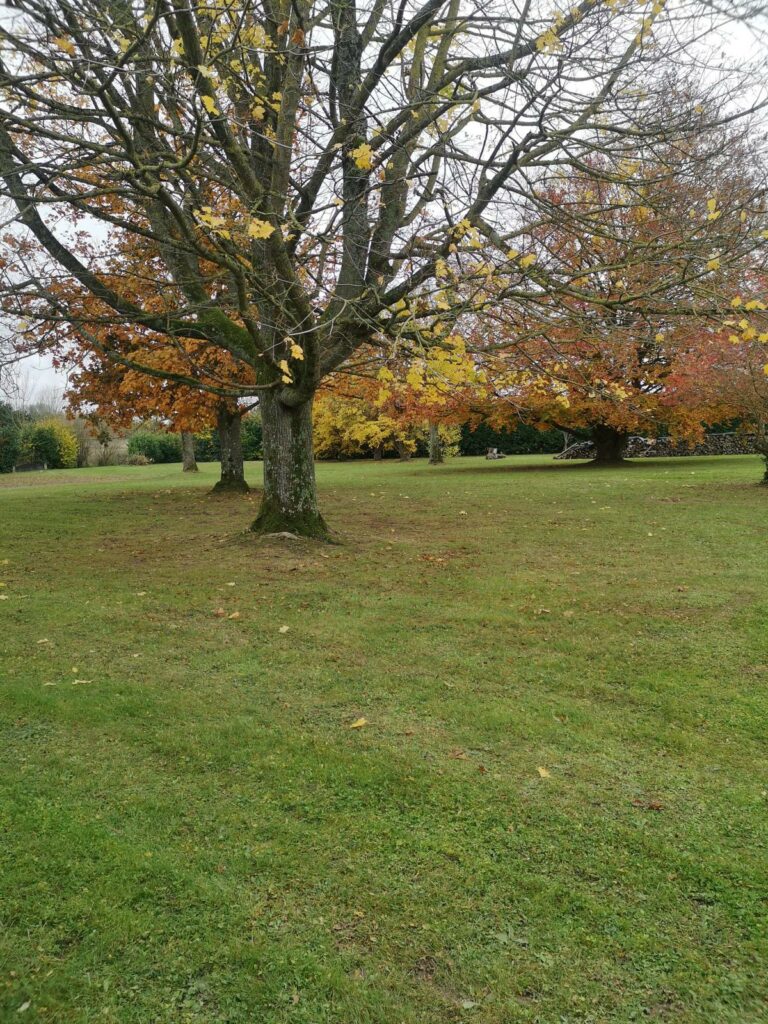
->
[248,217,275,239]
[520,253,536,269]
[349,717,368,729]
[278,624,290,633]
[706,198,718,213]
[202,95,220,115]
[731,296,742,308]
[278,359,292,383]
[290,341,304,360]
[537,766,551,778]
[349,142,373,171]
[706,258,720,272]
[53,36,76,55]
[228,611,241,620]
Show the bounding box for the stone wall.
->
[555,432,759,460]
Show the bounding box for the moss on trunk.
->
[251,392,331,539]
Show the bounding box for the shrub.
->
[193,429,219,462]
[25,418,78,468]
[0,403,20,473]
[127,430,182,464]
[126,452,151,466]
[194,414,262,462]
[459,421,565,456]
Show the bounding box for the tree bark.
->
[591,424,628,465]
[211,405,249,493]
[395,440,412,462]
[428,422,443,465]
[181,431,198,472]
[251,391,329,538]
[757,435,768,484]
[373,444,384,461]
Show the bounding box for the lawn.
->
[1,454,766,1024]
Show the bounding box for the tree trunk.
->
[395,440,412,462]
[211,406,249,493]
[181,431,198,472]
[591,424,628,465]
[251,391,329,538]
[428,422,444,465]
[373,444,384,461]
[757,435,768,484]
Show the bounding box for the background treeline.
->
[0,403,572,472]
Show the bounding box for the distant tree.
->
[0,402,20,472]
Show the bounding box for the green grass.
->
[1,455,767,1024]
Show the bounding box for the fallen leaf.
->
[16,1002,31,1015]
[36,638,50,644]
[349,717,368,729]
[135,591,147,596]
[632,798,664,811]
[278,625,290,633]
[449,748,468,760]
[537,766,551,778]
[228,611,241,620]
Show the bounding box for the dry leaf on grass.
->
[537,766,551,778]
[349,717,368,729]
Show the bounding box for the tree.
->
[65,333,254,491]
[0,0,759,534]
[669,326,768,481]
[462,142,768,463]
[181,431,198,473]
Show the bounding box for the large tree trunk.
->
[251,391,329,539]
[181,431,198,472]
[591,424,628,465]
[373,444,384,461]
[428,422,443,465]
[211,405,249,493]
